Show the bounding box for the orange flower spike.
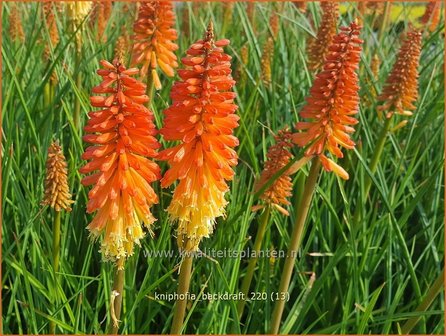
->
[43,1,59,61]
[42,141,74,212]
[261,37,274,84]
[293,20,363,180]
[255,129,294,216]
[420,1,441,32]
[131,0,179,90]
[378,28,422,118]
[115,26,130,62]
[159,22,239,252]
[9,3,25,43]
[307,1,339,72]
[269,10,279,39]
[80,59,161,268]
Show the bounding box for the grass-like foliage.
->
[2,1,444,334]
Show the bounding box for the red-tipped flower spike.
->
[131,0,179,90]
[307,1,339,72]
[255,128,294,216]
[377,28,422,118]
[420,1,441,32]
[293,20,363,180]
[80,59,161,269]
[159,22,239,252]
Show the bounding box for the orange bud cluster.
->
[131,0,179,90]
[378,28,422,118]
[269,10,279,39]
[114,26,130,62]
[80,59,161,268]
[255,129,294,216]
[9,3,25,43]
[307,1,339,72]
[159,23,239,252]
[43,1,59,62]
[261,37,274,84]
[293,21,363,180]
[360,1,385,16]
[235,44,249,83]
[371,53,380,80]
[42,141,73,212]
[420,1,441,32]
[91,0,112,42]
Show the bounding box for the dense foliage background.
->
[2,1,444,334]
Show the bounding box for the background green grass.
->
[2,1,444,334]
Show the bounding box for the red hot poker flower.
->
[307,1,339,72]
[42,141,74,212]
[159,22,239,252]
[377,28,422,118]
[293,20,363,180]
[43,1,59,62]
[131,0,178,90]
[420,1,441,32]
[80,59,161,269]
[255,128,294,216]
[9,3,25,43]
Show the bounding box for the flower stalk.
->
[352,116,392,226]
[170,253,194,335]
[238,128,295,318]
[42,140,73,334]
[401,268,445,334]
[108,267,125,334]
[237,205,271,318]
[270,157,321,334]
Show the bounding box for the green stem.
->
[49,210,61,334]
[44,82,51,109]
[147,72,154,103]
[401,268,444,334]
[170,254,194,335]
[52,210,61,276]
[270,158,321,334]
[108,267,125,334]
[237,206,271,318]
[353,116,392,226]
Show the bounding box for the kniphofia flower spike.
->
[254,128,294,216]
[307,1,339,72]
[420,1,441,32]
[131,0,178,90]
[81,59,161,269]
[159,22,239,252]
[293,20,363,180]
[377,28,422,118]
[42,141,74,212]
